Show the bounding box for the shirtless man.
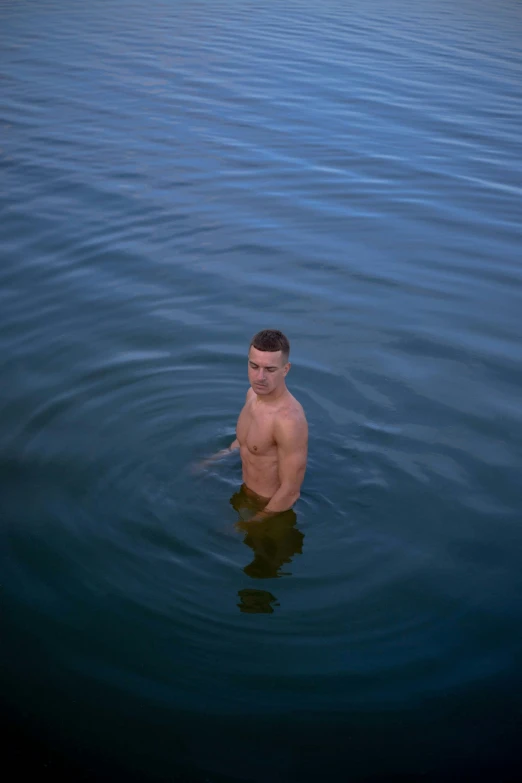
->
[205,330,308,522]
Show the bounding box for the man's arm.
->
[196,388,251,470]
[198,438,239,468]
[252,415,308,519]
[209,438,239,460]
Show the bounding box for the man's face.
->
[248,346,290,396]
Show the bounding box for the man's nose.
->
[256,369,266,380]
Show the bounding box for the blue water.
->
[1,0,522,780]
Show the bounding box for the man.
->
[204,329,308,522]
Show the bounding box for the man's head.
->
[248,329,290,397]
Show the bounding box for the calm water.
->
[1,0,522,780]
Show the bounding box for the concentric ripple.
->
[1,0,521,780]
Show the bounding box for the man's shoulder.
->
[281,392,307,422]
[275,395,308,439]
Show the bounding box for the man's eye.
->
[268,368,276,373]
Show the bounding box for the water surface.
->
[1,0,522,780]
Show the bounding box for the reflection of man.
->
[237,588,279,614]
[205,330,308,523]
[231,485,304,578]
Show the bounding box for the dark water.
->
[1,0,522,780]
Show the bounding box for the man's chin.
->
[253,384,270,394]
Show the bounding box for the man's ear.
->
[284,362,291,376]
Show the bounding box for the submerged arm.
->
[196,389,250,470]
[202,438,240,465]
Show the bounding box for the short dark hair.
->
[250,329,290,362]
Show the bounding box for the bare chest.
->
[237,402,277,456]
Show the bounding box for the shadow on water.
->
[230,485,304,613]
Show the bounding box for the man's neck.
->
[256,384,288,405]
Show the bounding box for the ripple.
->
[1,0,521,778]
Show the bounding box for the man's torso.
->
[236,388,304,498]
